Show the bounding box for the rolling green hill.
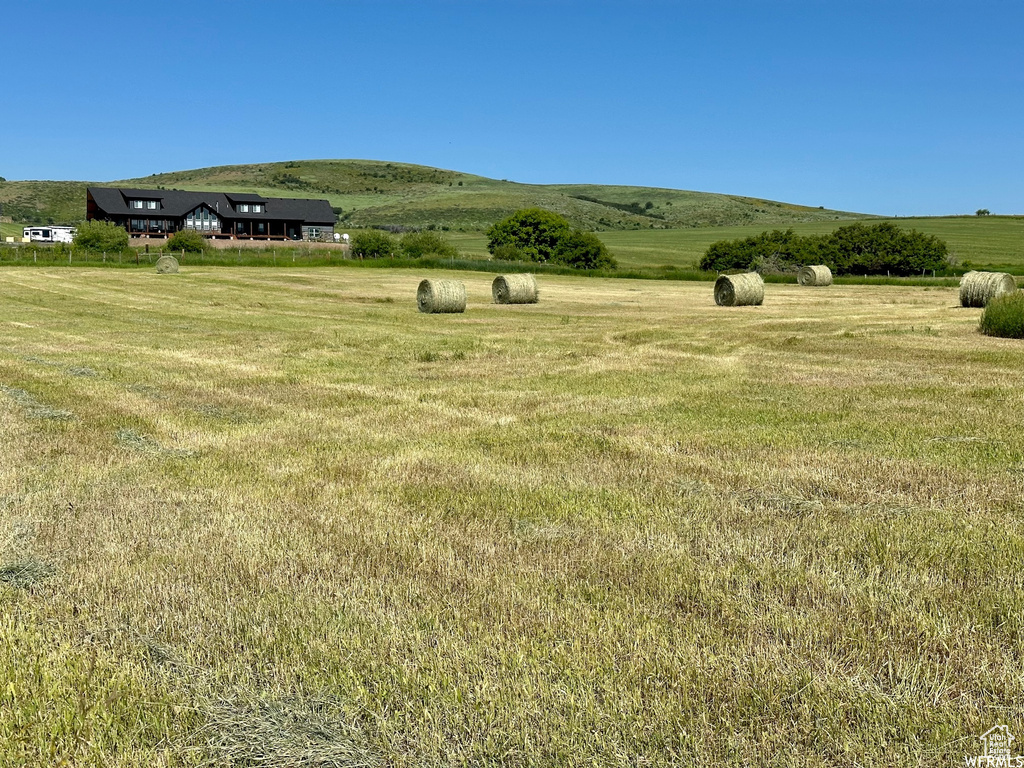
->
[3,160,1019,270]
[0,159,869,231]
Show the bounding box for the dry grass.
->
[1,267,1023,766]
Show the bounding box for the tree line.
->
[699,222,949,275]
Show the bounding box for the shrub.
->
[73,220,129,252]
[166,229,209,253]
[491,244,525,262]
[399,231,458,259]
[486,208,616,269]
[552,230,617,270]
[699,223,947,276]
[350,230,397,258]
[700,229,828,272]
[486,208,572,263]
[979,291,1024,339]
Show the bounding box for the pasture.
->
[2,267,1023,766]
[449,216,1024,273]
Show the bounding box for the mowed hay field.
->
[2,267,1024,767]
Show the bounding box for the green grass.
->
[597,216,1024,272]
[2,159,872,232]
[979,290,1024,338]
[0,221,23,240]
[1,267,1023,766]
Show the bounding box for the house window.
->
[131,200,143,209]
[257,222,265,234]
[238,204,249,213]
[146,200,157,210]
[252,204,263,213]
[308,227,320,239]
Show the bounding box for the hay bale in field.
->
[959,270,1017,307]
[797,265,832,286]
[155,255,179,274]
[492,273,539,304]
[714,272,764,307]
[417,279,466,314]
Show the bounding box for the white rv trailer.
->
[23,226,76,243]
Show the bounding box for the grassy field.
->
[0,221,21,240]
[2,267,1023,766]
[595,217,1024,272]
[447,216,1024,273]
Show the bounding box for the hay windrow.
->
[0,385,74,420]
[156,255,180,274]
[797,265,833,286]
[492,273,539,304]
[417,279,466,314]
[959,270,1017,307]
[0,558,55,588]
[714,272,764,306]
[197,695,377,768]
[116,428,197,458]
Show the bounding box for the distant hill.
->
[0,159,874,231]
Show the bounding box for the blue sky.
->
[3,0,1022,216]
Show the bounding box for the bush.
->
[399,231,458,259]
[979,291,1024,339]
[486,208,572,263]
[73,220,129,252]
[491,244,525,262]
[166,229,209,253]
[701,229,826,272]
[350,230,397,258]
[699,223,947,276]
[551,230,617,270]
[828,222,947,275]
[486,208,616,269]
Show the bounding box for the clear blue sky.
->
[3,0,1022,216]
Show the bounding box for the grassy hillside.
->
[2,268,1022,765]
[0,221,23,240]
[127,160,870,231]
[0,159,870,231]
[0,181,88,227]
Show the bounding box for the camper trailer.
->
[23,226,76,243]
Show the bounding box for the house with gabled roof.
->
[86,187,336,241]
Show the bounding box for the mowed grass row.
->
[1,268,1023,766]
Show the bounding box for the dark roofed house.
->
[86,187,336,241]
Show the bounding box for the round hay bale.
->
[492,273,539,304]
[797,265,832,286]
[417,279,467,314]
[714,272,764,307]
[155,255,179,274]
[959,270,1017,308]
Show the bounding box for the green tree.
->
[829,222,946,275]
[976,209,991,216]
[699,223,947,276]
[399,230,457,259]
[166,229,209,253]
[350,230,397,258]
[552,230,617,270]
[486,208,572,263]
[73,220,129,252]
